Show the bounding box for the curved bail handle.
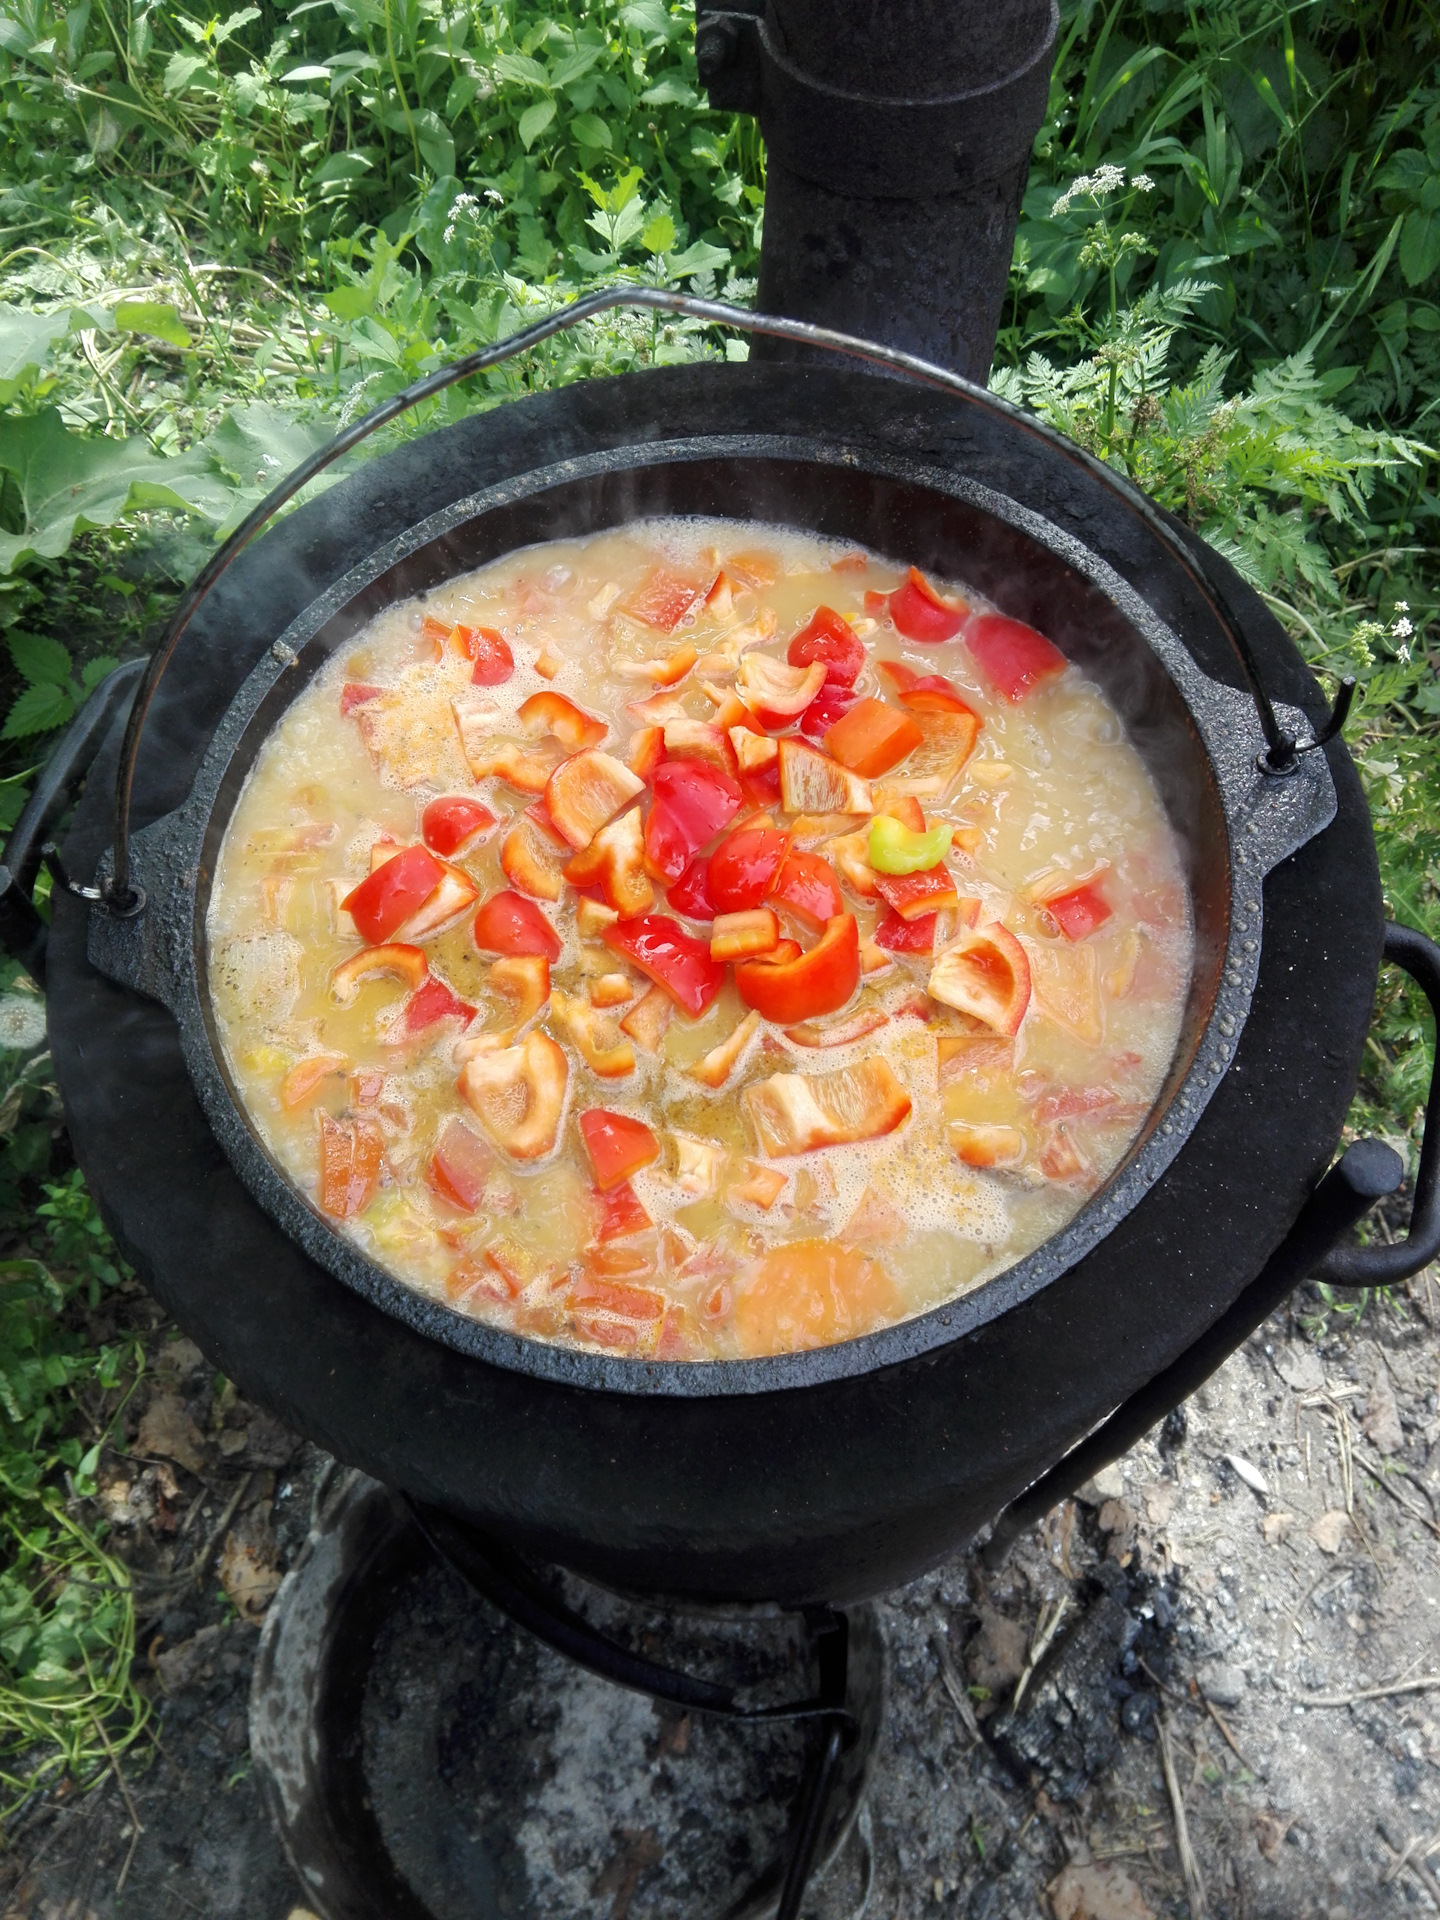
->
[1316,920,1440,1289]
[99,286,1318,913]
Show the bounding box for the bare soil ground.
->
[2,1271,1437,1920]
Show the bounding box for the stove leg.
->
[776,1719,845,1920]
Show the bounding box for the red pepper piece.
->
[1043,879,1113,941]
[707,827,790,913]
[465,626,515,686]
[876,660,979,717]
[623,566,707,633]
[888,568,966,642]
[874,907,937,953]
[421,794,496,859]
[472,890,562,960]
[317,1112,382,1218]
[787,606,865,685]
[601,914,726,1016]
[734,913,860,1023]
[404,974,476,1033]
[596,1179,653,1240]
[426,1116,493,1211]
[579,1110,662,1189]
[667,856,715,921]
[872,865,959,922]
[964,613,1067,701]
[769,849,843,932]
[798,682,858,740]
[642,757,742,883]
[340,682,382,716]
[342,845,444,945]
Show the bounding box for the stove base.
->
[250,1475,885,1920]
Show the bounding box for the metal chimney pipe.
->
[696,0,1057,380]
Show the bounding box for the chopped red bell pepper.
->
[342,845,444,945]
[340,682,382,717]
[1043,879,1113,941]
[874,907,937,953]
[472,890,562,961]
[404,974,476,1033]
[622,566,707,633]
[707,827,790,913]
[888,567,966,642]
[579,1110,662,1190]
[964,613,1066,701]
[734,913,860,1023]
[876,660,979,717]
[426,1116,493,1211]
[787,606,865,685]
[822,698,925,778]
[872,865,959,922]
[667,856,715,920]
[317,1112,382,1219]
[467,626,515,685]
[798,682,858,740]
[601,914,726,1016]
[642,757,742,883]
[769,849,843,932]
[421,794,496,859]
[595,1179,653,1240]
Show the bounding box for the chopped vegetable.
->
[518,690,609,749]
[1025,940,1102,1043]
[798,683,858,740]
[868,815,953,874]
[643,757,743,882]
[731,729,778,773]
[281,1052,348,1110]
[732,1239,898,1356]
[1039,878,1113,941]
[711,908,780,962]
[874,908,936,953]
[579,1109,661,1189]
[728,1162,788,1210]
[928,925,1032,1035]
[887,709,980,795]
[666,856,715,920]
[487,954,550,1034]
[689,1009,763,1088]
[768,849,843,932]
[743,1056,912,1155]
[551,990,636,1078]
[615,641,697,686]
[500,819,566,900]
[594,1181,652,1241]
[602,914,727,1016]
[340,682,382,716]
[427,1117,495,1211]
[778,740,872,815]
[422,795,496,859]
[877,660,978,716]
[964,613,1066,701]
[627,725,666,781]
[734,913,860,1024]
[823,698,924,778]
[826,828,879,899]
[784,1006,888,1048]
[437,624,514,685]
[317,1111,383,1218]
[708,827,790,912]
[872,866,962,922]
[887,567,966,642]
[662,719,740,778]
[618,983,673,1052]
[458,1031,568,1159]
[563,805,654,918]
[737,652,827,722]
[621,565,707,632]
[787,607,865,685]
[343,845,444,944]
[674,1136,726,1195]
[473,890,562,960]
[331,943,429,1001]
[545,749,646,850]
[393,863,478,942]
[951,1122,1025,1169]
[403,974,476,1033]
[1039,1123,1089,1182]
[590,973,634,1009]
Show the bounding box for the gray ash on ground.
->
[3,1273,1439,1920]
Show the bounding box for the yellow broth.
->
[207,519,1193,1359]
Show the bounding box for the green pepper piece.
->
[868,815,953,874]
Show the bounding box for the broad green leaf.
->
[493,51,547,89]
[7,631,71,689]
[571,112,610,151]
[114,301,191,350]
[162,50,211,93]
[309,150,373,185]
[413,109,455,178]
[2,684,73,739]
[78,655,120,692]
[202,403,332,489]
[280,63,332,82]
[0,305,97,406]
[0,410,229,575]
[667,238,732,278]
[1399,209,1440,287]
[550,45,600,89]
[642,212,676,254]
[518,98,556,150]
[641,76,694,106]
[214,5,261,42]
[0,20,29,53]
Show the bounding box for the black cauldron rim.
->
[87,419,1336,1398]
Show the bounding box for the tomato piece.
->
[707,827,790,913]
[595,1179,653,1241]
[342,845,444,945]
[888,567,966,642]
[317,1112,382,1219]
[787,607,864,685]
[798,682,857,740]
[874,907,937,953]
[472,890,562,961]
[579,1109,661,1190]
[340,682,382,716]
[421,795,496,859]
[769,850,843,932]
[964,613,1066,701]
[642,757,743,883]
[667,855,715,920]
[404,974,477,1033]
[601,914,726,1017]
[622,566,707,632]
[823,698,924,778]
[426,1116,494,1211]
[734,913,860,1023]
[1043,880,1113,941]
[872,865,959,922]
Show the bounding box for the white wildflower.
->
[1398,643,1412,663]
[1392,615,1414,639]
[1131,172,1155,192]
[1052,162,1132,215]
[1395,599,1409,612]
[0,995,46,1053]
[485,189,503,206]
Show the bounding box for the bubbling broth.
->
[207,518,1193,1360]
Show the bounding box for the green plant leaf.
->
[642,212,676,254]
[162,49,210,93]
[570,112,610,151]
[518,98,556,150]
[0,305,102,406]
[113,301,191,350]
[1399,209,1440,288]
[6,631,71,689]
[78,655,120,692]
[2,684,73,739]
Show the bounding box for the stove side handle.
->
[0,659,144,986]
[1316,920,1440,1289]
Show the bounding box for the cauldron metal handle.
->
[0,658,143,985]
[81,284,1339,917]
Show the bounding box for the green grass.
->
[0,0,1432,1819]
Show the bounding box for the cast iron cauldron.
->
[14,295,1438,1604]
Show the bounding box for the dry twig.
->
[1159,1709,1206,1918]
[1294,1671,1440,1708]
[1012,1594,1070,1711]
[1379,1822,1440,1910]
[932,1632,982,1746]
